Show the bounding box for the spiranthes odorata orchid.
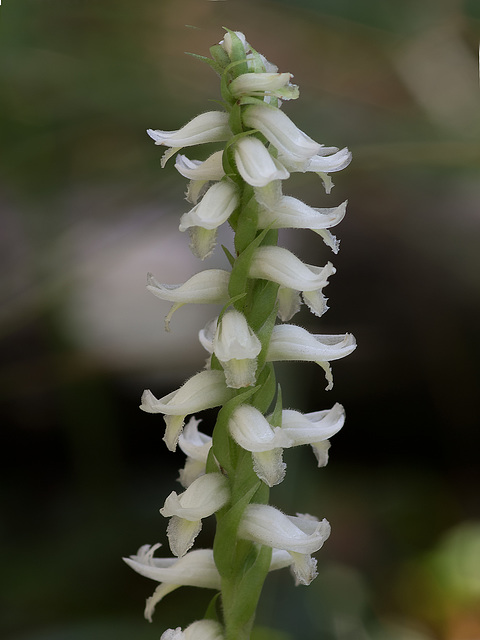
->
[127,29,355,639]
[160,473,230,557]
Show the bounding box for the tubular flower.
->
[177,417,212,488]
[147,111,231,153]
[234,136,289,187]
[238,504,331,585]
[123,545,221,622]
[266,324,357,390]
[229,72,299,100]
[257,196,347,254]
[160,473,230,557]
[140,370,233,451]
[199,310,262,388]
[179,181,239,260]
[146,270,230,329]
[174,151,225,204]
[242,104,321,162]
[248,245,336,320]
[228,404,286,487]
[160,620,225,640]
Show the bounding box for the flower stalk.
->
[125,29,355,639]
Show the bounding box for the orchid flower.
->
[234,136,289,187]
[177,417,212,488]
[238,504,331,585]
[160,620,225,640]
[266,324,357,390]
[174,151,225,204]
[140,370,233,451]
[248,245,336,320]
[160,473,230,557]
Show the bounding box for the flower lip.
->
[147,111,231,148]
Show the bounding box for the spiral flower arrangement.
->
[124,30,356,640]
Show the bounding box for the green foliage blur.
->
[1,1,479,639]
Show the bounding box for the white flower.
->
[123,545,221,621]
[229,72,299,100]
[140,370,233,451]
[199,310,262,388]
[228,404,286,486]
[220,30,248,57]
[266,324,357,390]
[238,504,331,585]
[278,403,345,466]
[179,181,239,259]
[280,146,352,193]
[234,137,289,187]
[124,544,293,623]
[161,620,224,640]
[175,151,225,204]
[257,196,347,253]
[147,111,231,148]
[160,473,230,557]
[248,246,336,320]
[177,417,212,488]
[146,269,230,329]
[242,104,320,161]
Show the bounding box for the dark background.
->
[1,1,479,639]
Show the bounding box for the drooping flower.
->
[160,620,225,640]
[238,504,331,585]
[248,245,336,320]
[179,181,239,259]
[242,104,321,162]
[177,417,212,488]
[160,473,230,557]
[140,370,233,451]
[146,269,230,329]
[234,136,289,187]
[198,310,262,388]
[266,324,357,390]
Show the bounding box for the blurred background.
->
[1,0,480,639]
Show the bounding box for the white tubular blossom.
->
[257,197,347,253]
[140,370,232,451]
[161,620,225,640]
[282,146,352,175]
[179,181,239,260]
[179,181,239,232]
[147,111,231,148]
[146,270,230,329]
[266,324,357,390]
[160,473,230,557]
[228,405,286,486]
[123,545,220,621]
[248,246,336,320]
[234,137,290,187]
[175,151,225,181]
[242,104,321,161]
[238,504,331,585]
[229,72,299,100]
[177,417,212,488]
[199,311,262,388]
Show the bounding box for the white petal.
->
[160,473,230,521]
[252,449,286,487]
[280,147,352,174]
[147,111,231,148]
[166,516,202,557]
[214,310,261,361]
[147,270,230,305]
[266,325,357,390]
[278,403,345,447]
[234,137,289,187]
[243,104,320,161]
[161,620,224,640]
[140,371,232,450]
[230,72,294,96]
[229,404,279,452]
[257,197,347,231]
[249,246,336,292]
[175,151,225,181]
[179,181,239,231]
[178,417,211,461]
